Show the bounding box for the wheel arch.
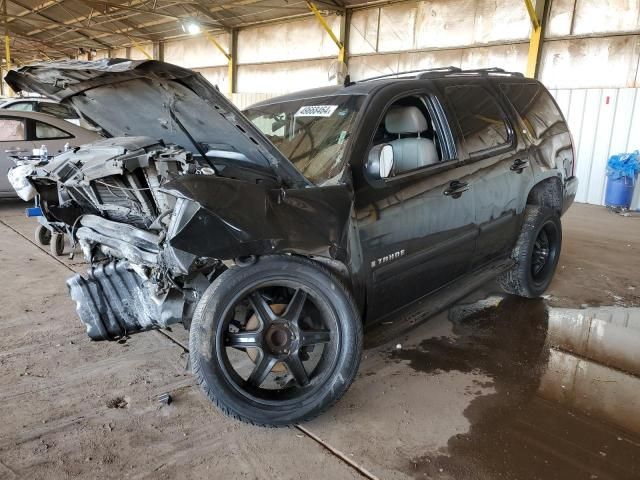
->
[526,176,563,215]
[238,253,367,320]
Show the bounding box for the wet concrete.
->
[389,297,640,480]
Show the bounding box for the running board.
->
[364,258,514,348]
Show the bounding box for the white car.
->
[0,110,102,198]
[0,97,81,125]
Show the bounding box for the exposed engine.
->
[5,59,351,348]
[16,136,222,340]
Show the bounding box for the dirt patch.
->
[548,205,640,308]
[106,396,128,409]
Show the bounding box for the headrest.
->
[385,106,428,134]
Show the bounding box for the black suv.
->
[6,61,577,426]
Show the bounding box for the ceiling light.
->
[185,22,201,35]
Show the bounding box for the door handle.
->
[510,159,529,173]
[444,180,469,199]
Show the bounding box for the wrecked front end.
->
[23,136,215,339]
[5,59,354,341]
[16,136,352,341]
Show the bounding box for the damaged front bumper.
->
[67,260,207,340]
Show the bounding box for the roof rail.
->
[356,66,524,83]
[456,67,524,77]
[417,67,524,79]
[358,66,462,82]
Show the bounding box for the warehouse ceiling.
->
[1,0,356,63]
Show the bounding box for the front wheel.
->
[499,206,562,298]
[35,224,52,246]
[189,255,362,426]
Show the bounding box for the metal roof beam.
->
[8,0,348,56]
[1,8,153,39]
[18,0,152,37]
[44,0,264,48]
[5,0,64,26]
[9,0,114,48]
[190,1,230,29]
[62,1,158,41]
[82,0,220,26]
[6,29,76,55]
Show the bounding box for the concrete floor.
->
[0,201,639,480]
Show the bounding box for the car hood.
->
[4,59,309,188]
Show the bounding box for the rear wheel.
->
[50,233,65,256]
[499,206,562,298]
[189,255,362,426]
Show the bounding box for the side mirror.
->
[366,144,394,179]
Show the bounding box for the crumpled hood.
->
[5,58,309,188]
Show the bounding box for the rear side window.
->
[4,101,35,112]
[35,121,71,139]
[40,102,80,119]
[445,85,510,156]
[0,118,26,141]
[500,83,567,140]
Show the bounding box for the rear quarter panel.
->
[496,79,576,209]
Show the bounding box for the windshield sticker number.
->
[295,105,338,117]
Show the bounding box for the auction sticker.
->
[294,105,338,117]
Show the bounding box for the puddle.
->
[390,297,640,480]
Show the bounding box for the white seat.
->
[385,106,439,173]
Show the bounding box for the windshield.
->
[244,94,364,184]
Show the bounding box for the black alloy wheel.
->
[190,255,362,426]
[499,206,562,298]
[219,283,338,398]
[528,218,560,289]
[531,227,550,276]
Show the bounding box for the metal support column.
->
[525,0,546,79]
[203,30,233,97]
[340,9,351,69]
[2,0,12,96]
[153,41,164,61]
[307,2,346,71]
[129,36,151,60]
[229,29,238,97]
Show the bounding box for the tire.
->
[189,255,362,426]
[50,233,65,256]
[499,206,562,298]
[35,224,51,246]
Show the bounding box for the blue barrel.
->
[605,175,636,208]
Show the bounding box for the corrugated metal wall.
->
[231,92,280,110]
[550,88,640,210]
[348,0,640,90]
